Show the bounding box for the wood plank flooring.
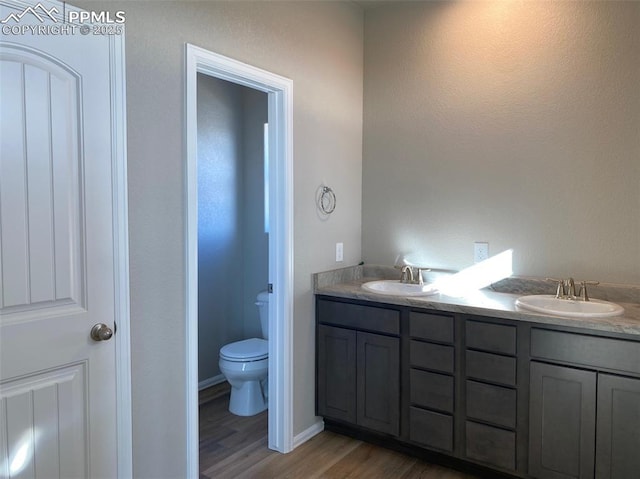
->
[199,384,481,479]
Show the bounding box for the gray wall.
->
[363,1,640,284]
[241,88,269,340]
[196,75,268,384]
[74,1,364,477]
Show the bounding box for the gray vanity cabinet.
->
[408,311,456,453]
[529,328,640,479]
[529,362,640,479]
[595,374,640,479]
[463,319,519,473]
[315,293,640,479]
[317,325,357,423]
[356,331,400,435]
[316,298,400,436]
[528,362,596,479]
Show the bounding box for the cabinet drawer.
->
[410,407,453,453]
[410,340,454,374]
[317,299,400,335]
[466,380,516,429]
[466,320,516,355]
[410,369,454,413]
[531,328,640,375]
[409,311,454,343]
[466,421,516,471]
[466,350,517,386]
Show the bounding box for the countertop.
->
[314,266,640,337]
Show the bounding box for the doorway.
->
[196,74,269,394]
[185,44,294,476]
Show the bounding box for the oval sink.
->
[362,280,439,297]
[515,295,624,318]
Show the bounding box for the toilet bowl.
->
[219,291,269,416]
[219,338,268,416]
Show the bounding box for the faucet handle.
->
[546,277,566,298]
[415,267,430,286]
[578,281,600,302]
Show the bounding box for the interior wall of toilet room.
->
[362,1,640,284]
[197,73,268,384]
[242,89,269,341]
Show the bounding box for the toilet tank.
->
[256,290,270,339]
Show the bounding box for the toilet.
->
[219,291,269,416]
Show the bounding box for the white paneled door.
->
[0,1,128,478]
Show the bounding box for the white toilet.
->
[219,291,269,416]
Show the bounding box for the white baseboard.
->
[198,374,226,391]
[292,419,324,449]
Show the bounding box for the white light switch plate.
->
[336,242,344,262]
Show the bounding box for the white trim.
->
[198,374,226,391]
[293,420,324,449]
[185,44,294,477]
[185,47,200,479]
[109,21,133,479]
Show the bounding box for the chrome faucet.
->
[564,277,576,300]
[547,277,599,301]
[400,265,414,284]
[400,265,430,285]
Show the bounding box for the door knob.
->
[91,323,113,341]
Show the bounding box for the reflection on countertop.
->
[313,265,640,336]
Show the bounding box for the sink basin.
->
[362,280,439,297]
[515,295,624,318]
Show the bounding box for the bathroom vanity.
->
[315,269,640,479]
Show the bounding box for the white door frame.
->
[110,27,133,479]
[185,44,294,476]
[77,9,133,474]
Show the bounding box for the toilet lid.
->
[220,338,268,361]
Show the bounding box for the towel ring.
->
[319,186,336,214]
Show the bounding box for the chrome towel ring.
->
[318,186,336,215]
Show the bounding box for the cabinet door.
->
[596,374,640,479]
[317,325,357,423]
[529,362,596,479]
[357,332,400,436]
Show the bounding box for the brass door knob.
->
[91,323,113,341]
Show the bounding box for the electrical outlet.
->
[336,242,344,262]
[474,242,489,263]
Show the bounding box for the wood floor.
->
[199,384,481,479]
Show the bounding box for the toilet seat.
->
[220,338,268,361]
